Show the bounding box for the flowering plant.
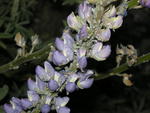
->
[1,0,150,113]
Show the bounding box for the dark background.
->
[0,0,150,113]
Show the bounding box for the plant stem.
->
[0,43,52,74]
[95,52,150,80]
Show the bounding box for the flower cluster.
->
[4,0,128,113]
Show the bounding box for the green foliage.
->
[0,0,37,38]
[0,85,9,101]
[0,106,5,113]
[128,0,139,8]
[63,0,83,5]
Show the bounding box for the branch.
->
[95,52,150,80]
[0,43,52,74]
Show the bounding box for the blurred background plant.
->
[1,0,150,113]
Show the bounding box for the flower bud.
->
[104,6,116,17]
[54,71,66,86]
[12,97,21,105]
[65,82,76,93]
[90,42,103,60]
[91,43,111,61]
[4,104,14,113]
[36,66,50,81]
[21,99,32,110]
[140,0,150,8]
[41,104,51,113]
[36,76,47,91]
[55,97,69,107]
[78,56,87,69]
[55,38,65,51]
[27,78,38,91]
[14,32,26,48]
[78,1,92,19]
[62,45,74,61]
[27,91,39,103]
[67,12,82,31]
[57,107,70,113]
[44,61,55,76]
[78,25,88,39]
[108,16,123,29]
[95,28,111,42]
[77,78,94,89]
[48,80,59,91]
[52,51,67,66]
[77,48,86,57]
[62,32,74,48]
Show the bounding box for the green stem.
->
[0,43,52,74]
[95,52,150,80]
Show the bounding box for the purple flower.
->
[77,48,86,57]
[52,51,67,66]
[27,78,37,91]
[108,16,123,29]
[55,97,69,108]
[36,76,47,91]
[96,28,111,42]
[12,97,21,105]
[91,43,111,61]
[27,91,39,103]
[48,80,59,91]
[78,25,88,38]
[44,61,55,76]
[67,12,82,31]
[140,0,150,8]
[36,65,50,81]
[98,45,111,59]
[77,78,94,89]
[55,38,65,51]
[4,104,15,113]
[78,56,87,69]
[65,82,76,93]
[21,98,32,110]
[57,107,70,113]
[41,104,51,113]
[78,1,92,19]
[62,45,74,61]
[54,71,66,86]
[104,6,116,17]
[62,32,74,48]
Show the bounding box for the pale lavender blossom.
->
[91,42,111,61]
[27,78,37,91]
[140,0,150,8]
[55,38,65,51]
[78,25,88,38]
[52,51,67,66]
[78,78,94,89]
[67,12,82,31]
[65,82,76,93]
[78,1,92,19]
[41,104,51,113]
[27,90,39,103]
[48,80,59,91]
[21,98,32,110]
[57,107,70,113]
[96,28,111,42]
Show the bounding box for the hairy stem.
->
[95,52,150,80]
[0,43,52,74]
